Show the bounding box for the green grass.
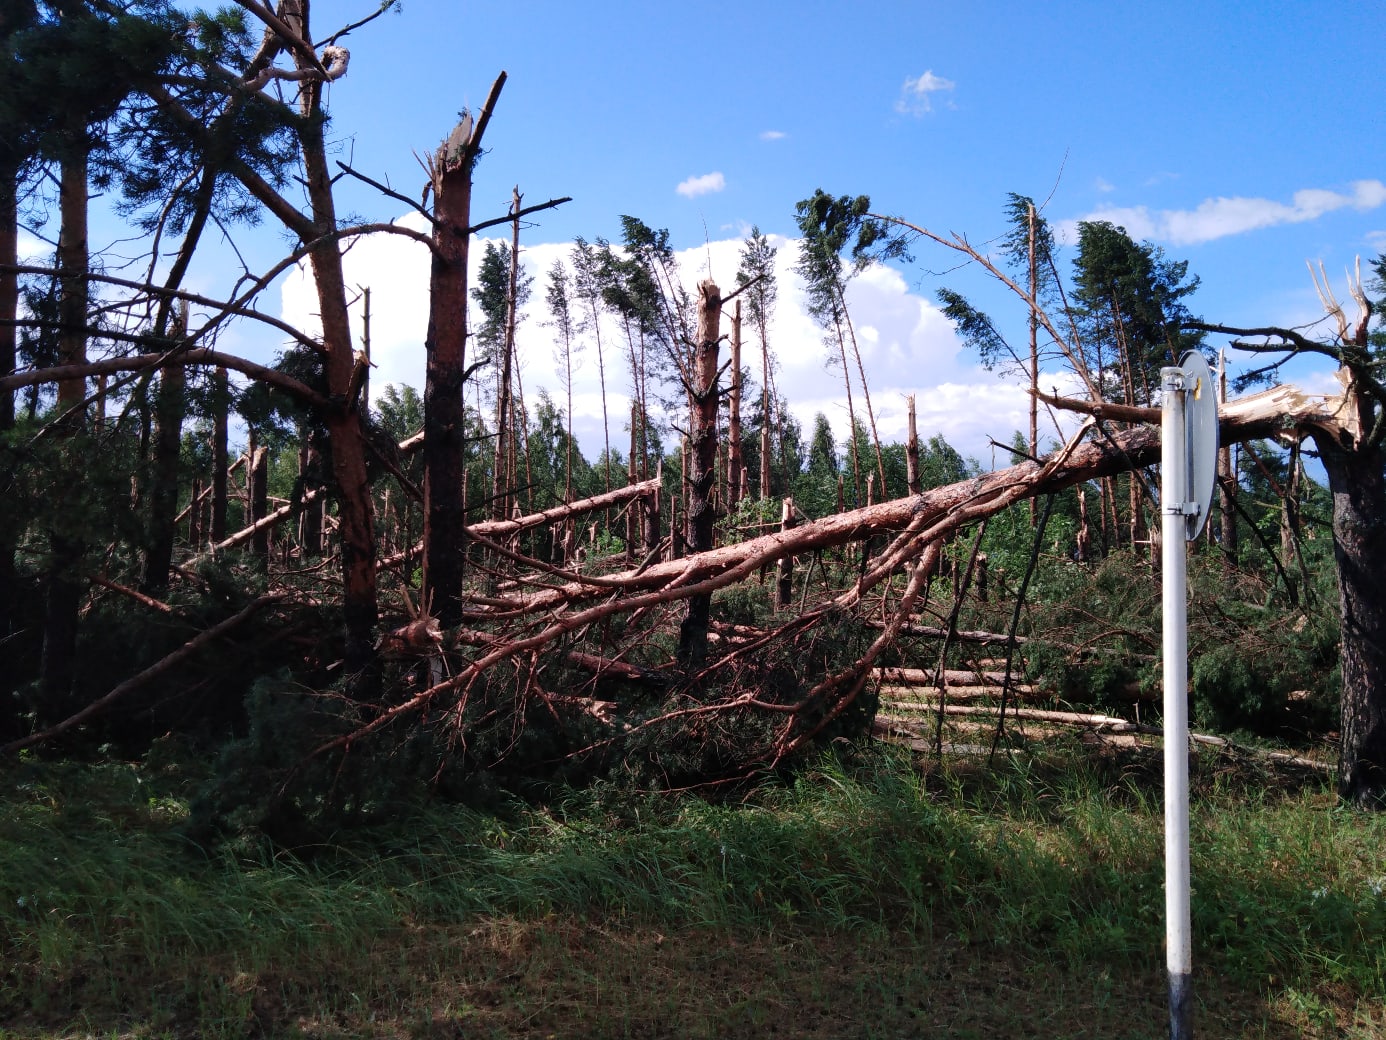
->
[2,744,1384,1038]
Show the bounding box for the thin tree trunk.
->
[41,146,89,705]
[906,394,921,495]
[831,317,862,505]
[513,336,534,514]
[142,360,186,591]
[250,441,269,565]
[728,299,743,513]
[187,478,203,546]
[1027,203,1039,526]
[758,302,774,500]
[211,366,229,542]
[0,161,18,638]
[643,481,660,560]
[1217,351,1237,563]
[491,188,521,522]
[836,284,887,495]
[359,286,371,413]
[626,403,639,561]
[293,30,378,668]
[423,110,480,626]
[677,280,721,670]
[776,496,796,609]
[141,162,218,591]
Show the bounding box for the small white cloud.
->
[895,70,955,115]
[676,171,726,198]
[1366,229,1386,251]
[1142,171,1180,188]
[1095,177,1115,193]
[1353,179,1386,208]
[1064,179,1386,247]
[759,130,787,141]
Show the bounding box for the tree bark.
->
[0,161,18,638]
[1217,353,1237,563]
[423,151,472,625]
[211,366,229,542]
[677,279,721,670]
[728,299,743,514]
[41,146,89,705]
[423,77,506,626]
[142,362,186,591]
[1315,433,1386,807]
[776,496,796,609]
[491,187,521,523]
[513,388,1307,619]
[270,5,378,671]
[249,440,269,565]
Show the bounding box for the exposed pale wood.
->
[874,666,1018,686]
[874,712,1332,771]
[192,486,327,560]
[877,684,1038,702]
[866,619,1031,645]
[376,477,663,571]
[677,279,722,669]
[878,705,1129,728]
[500,389,1303,622]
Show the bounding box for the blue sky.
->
[39,0,1386,463]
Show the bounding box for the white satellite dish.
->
[1180,351,1218,542]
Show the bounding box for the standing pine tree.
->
[736,226,779,500]
[794,190,888,505]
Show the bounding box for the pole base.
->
[1169,970,1193,1039]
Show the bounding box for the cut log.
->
[874,666,1020,687]
[877,684,1039,702]
[877,704,1134,729]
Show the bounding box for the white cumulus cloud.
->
[279,226,1066,465]
[1066,179,1386,246]
[675,171,726,198]
[759,130,787,141]
[895,70,955,115]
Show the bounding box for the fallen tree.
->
[3,377,1351,787]
[300,381,1345,768]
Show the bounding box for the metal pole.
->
[1161,365,1193,1039]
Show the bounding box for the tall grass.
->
[3,746,1383,1036]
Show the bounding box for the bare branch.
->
[0,348,331,410]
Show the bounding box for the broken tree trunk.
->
[307,382,1347,766]
[250,441,270,565]
[377,476,663,571]
[906,394,921,495]
[776,496,796,609]
[677,279,721,671]
[422,112,477,627]
[508,385,1323,619]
